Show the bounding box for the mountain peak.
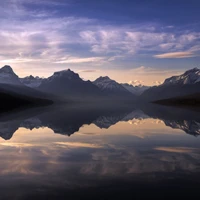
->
[97,76,112,81]
[27,75,34,79]
[0,65,22,85]
[184,67,199,75]
[93,76,134,96]
[53,69,78,77]
[0,65,14,73]
[43,69,81,84]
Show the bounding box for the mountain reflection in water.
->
[0,103,200,199]
[0,104,200,139]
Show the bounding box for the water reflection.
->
[0,104,200,199]
[0,104,200,140]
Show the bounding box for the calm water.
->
[0,104,200,199]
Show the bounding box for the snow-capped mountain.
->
[20,75,44,88]
[93,76,133,96]
[0,65,22,85]
[38,69,102,97]
[163,68,200,85]
[140,68,200,101]
[121,83,150,96]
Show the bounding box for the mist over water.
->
[0,104,200,199]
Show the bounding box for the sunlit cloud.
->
[54,57,106,64]
[155,147,198,153]
[128,80,144,86]
[152,80,163,85]
[154,51,197,58]
[130,66,183,75]
[78,69,98,73]
[0,58,39,64]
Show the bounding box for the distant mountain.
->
[0,65,55,111]
[140,68,200,101]
[20,75,44,88]
[0,65,51,98]
[0,65,22,85]
[121,83,150,95]
[93,76,134,98]
[38,69,102,99]
[163,68,200,85]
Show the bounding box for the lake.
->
[0,103,200,199]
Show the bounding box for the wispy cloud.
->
[125,66,184,86]
[0,0,199,80]
[54,57,106,64]
[155,147,197,153]
[154,51,197,58]
[78,69,98,73]
[130,66,184,75]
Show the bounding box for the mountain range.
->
[38,69,103,100]
[0,65,200,110]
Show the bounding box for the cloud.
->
[0,0,200,78]
[154,147,197,153]
[130,66,183,76]
[152,81,163,85]
[0,58,37,64]
[131,66,180,77]
[154,51,197,58]
[128,80,144,86]
[166,26,174,29]
[54,57,106,64]
[79,69,98,73]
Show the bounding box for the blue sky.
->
[0,0,200,85]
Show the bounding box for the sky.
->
[0,0,200,85]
